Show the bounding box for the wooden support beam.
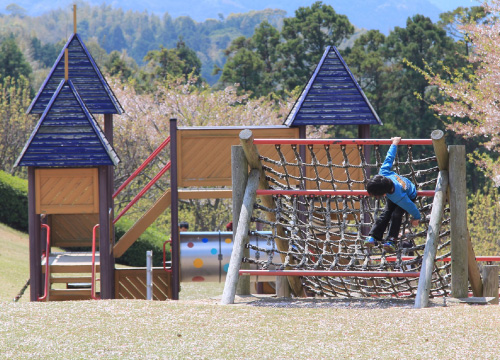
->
[239,129,305,297]
[232,145,250,295]
[113,189,172,258]
[449,145,468,298]
[73,4,77,34]
[482,265,499,305]
[28,167,42,301]
[415,170,448,308]
[467,230,483,297]
[170,118,180,300]
[178,189,232,199]
[431,130,448,171]
[221,169,260,304]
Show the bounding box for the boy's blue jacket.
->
[379,145,421,220]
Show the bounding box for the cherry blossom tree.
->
[416,0,500,183]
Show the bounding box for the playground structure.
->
[221,130,499,307]
[16,8,498,305]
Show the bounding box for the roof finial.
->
[73,4,77,34]
[65,49,69,81]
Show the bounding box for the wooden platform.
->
[43,252,100,273]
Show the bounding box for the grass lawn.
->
[1,223,499,359]
[0,223,30,303]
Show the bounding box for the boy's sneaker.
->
[364,237,378,248]
[382,238,397,253]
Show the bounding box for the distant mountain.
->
[5,0,477,35]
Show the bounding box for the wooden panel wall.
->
[49,213,99,247]
[115,268,172,300]
[306,144,364,190]
[177,127,299,187]
[35,168,99,214]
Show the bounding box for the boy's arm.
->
[398,197,421,220]
[380,137,401,175]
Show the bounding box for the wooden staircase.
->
[42,252,99,301]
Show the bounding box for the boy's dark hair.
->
[366,175,393,196]
[179,221,189,230]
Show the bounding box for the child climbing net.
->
[244,138,452,298]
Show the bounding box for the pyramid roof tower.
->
[284,46,382,127]
[16,79,119,167]
[27,33,123,115]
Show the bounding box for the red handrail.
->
[256,189,436,197]
[253,138,433,146]
[113,161,171,224]
[91,224,100,300]
[163,239,172,273]
[38,224,50,301]
[113,136,171,199]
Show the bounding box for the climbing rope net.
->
[244,139,451,298]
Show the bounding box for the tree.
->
[468,184,500,255]
[104,50,136,82]
[141,40,203,89]
[438,6,488,56]
[5,4,26,17]
[0,35,32,81]
[278,1,354,91]
[381,15,462,139]
[0,76,36,176]
[416,0,500,184]
[30,36,59,68]
[219,47,265,94]
[345,30,387,117]
[175,38,202,78]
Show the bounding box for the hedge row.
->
[0,171,29,232]
[0,171,170,267]
[114,217,171,267]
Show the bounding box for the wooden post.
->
[358,124,371,235]
[169,118,180,300]
[104,113,115,296]
[28,167,42,301]
[482,265,499,305]
[239,129,305,297]
[467,230,483,296]
[73,4,77,34]
[431,130,448,171]
[414,170,448,308]
[449,145,468,298]
[276,276,291,298]
[221,169,260,304]
[99,165,113,299]
[431,130,482,296]
[64,49,69,81]
[232,145,250,295]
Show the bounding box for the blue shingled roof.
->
[16,79,120,167]
[284,46,382,127]
[27,33,123,115]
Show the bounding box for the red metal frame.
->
[256,189,436,197]
[113,161,171,224]
[113,136,171,198]
[91,224,100,300]
[253,138,433,146]
[38,224,50,301]
[163,239,172,273]
[239,270,420,278]
[384,256,500,263]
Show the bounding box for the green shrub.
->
[0,171,28,232]
[114,217,171,267]
[468,184,500,256]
